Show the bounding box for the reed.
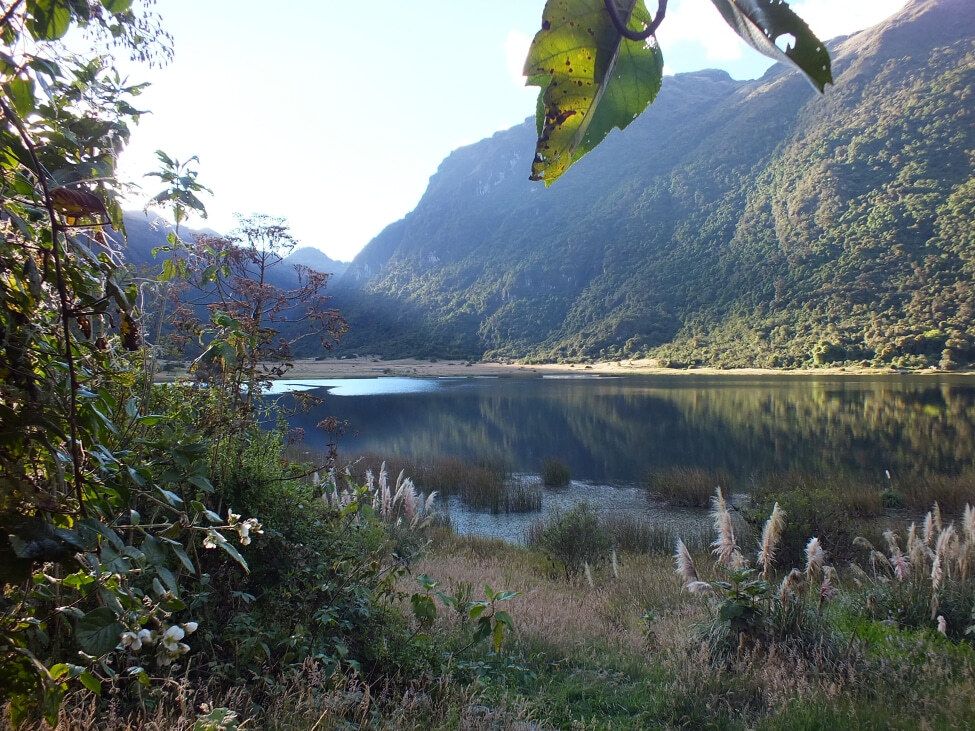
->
[601,513,711,555]
[647,467,731,508]
[341,452,541,514]
[896,472,975,514]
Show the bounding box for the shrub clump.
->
[746,473,885,566]
[528,502,612,578]
[541,458,571,488]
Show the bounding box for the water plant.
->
[647,467,730,508]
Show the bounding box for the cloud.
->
[504,30,533,85]
[656,0,747,61]
[790,0,908,41]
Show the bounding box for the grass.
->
[647,467,731,508]
[411,528,975,729]
[894,471,975,514]
[604,513,711,555]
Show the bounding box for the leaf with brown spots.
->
[525,0,663,186]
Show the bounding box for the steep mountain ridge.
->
[335,0,975,368]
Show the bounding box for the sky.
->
[117,0,908,262]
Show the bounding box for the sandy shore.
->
[269,357,974,379]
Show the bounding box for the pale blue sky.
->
[119,0,906,261]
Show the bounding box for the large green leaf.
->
[75,608,124,657]
[526,0,663,185]
[709,0,832,91]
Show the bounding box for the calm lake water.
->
[270,374,975,541]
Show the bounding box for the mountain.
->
[333,0,975,369]
[282,247,348,278]
[118,212,348,280]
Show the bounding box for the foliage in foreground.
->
[0,4,515,725]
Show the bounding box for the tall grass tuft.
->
[675,501,843,665]
[895,472,975,514]
[601,513,711,555]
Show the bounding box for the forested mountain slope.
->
[334,0,975,369]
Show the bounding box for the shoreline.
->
[268,357,975,379]
[155,357,975,381]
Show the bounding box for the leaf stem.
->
[603,0,667,41]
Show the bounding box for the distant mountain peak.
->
[284,247,349,276]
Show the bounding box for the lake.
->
[269,374,975,541]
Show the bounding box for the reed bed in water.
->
[341,452,542,514]
[647,467,732,508]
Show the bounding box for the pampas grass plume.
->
[674,539,700,588]
[805,537,825,582]
[711,487,739,568]
[757,502,785,578]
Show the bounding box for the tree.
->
[165,214,347,411]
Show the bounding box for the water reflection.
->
[274,375,975,487]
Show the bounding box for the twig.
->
[0,0,24,29]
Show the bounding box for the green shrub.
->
[541,458,571,488]
[747,473,884,566]
[528,502,612,578]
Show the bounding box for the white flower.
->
[227,510,241,527]
[120,631,141,651]
[121,628,155,652]
[203,529,222,549]
[236,518,263,546]
[181,621,199,635]
[161,625,185,653]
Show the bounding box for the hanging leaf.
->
[100,0,133,12]
[708,0,832,91]
[526,0,663,185]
